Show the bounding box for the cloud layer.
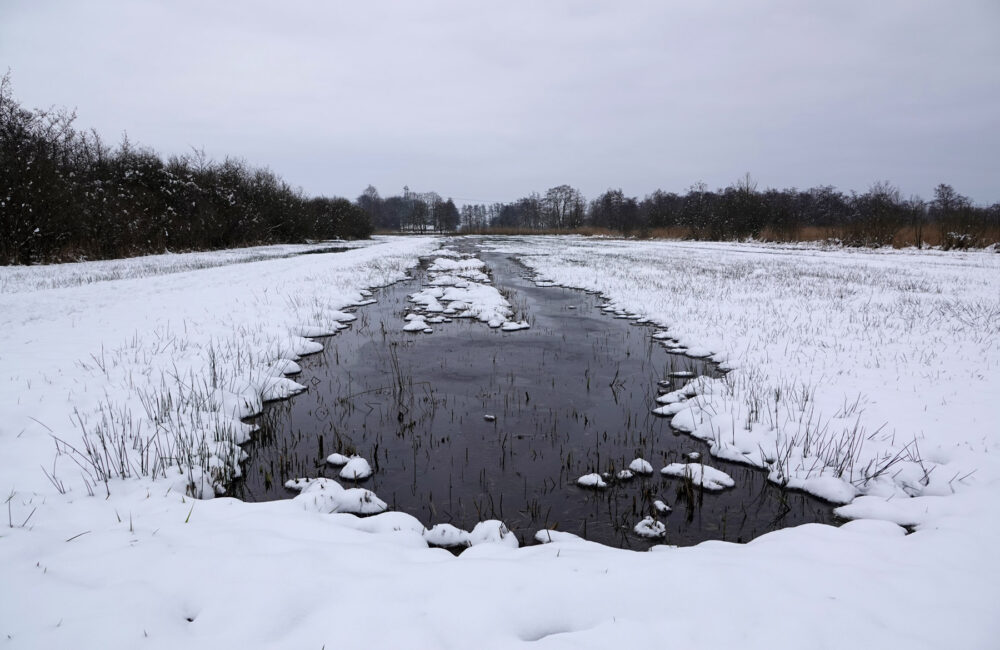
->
[3,0,998,202]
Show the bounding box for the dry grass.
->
[757,224,1000,248]
[388,223,1000,249]
[645,226,695,239]
[459,226,619,236]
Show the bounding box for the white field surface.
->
[2,236,999,648]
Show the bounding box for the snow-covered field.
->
[0,239,375,294]
[2,236,999,648]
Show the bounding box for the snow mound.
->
[424,523,471,548]
[264,358,302,376]
[576,473,607,489]
[653,499,672,514]
[403,316,429,332]
[261,376,306,401]
[633,516,666,538]
[534,529,584,544]
[326,453,350,466]
[468,520,519,548]
[661,463,735,491]
[339,456,373,481]
[285,478,387,515]
[629,458,654,475]
[427,257,486,273]
[501,320,530,331]
[407,254,532,334]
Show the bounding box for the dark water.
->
[231,244,839,549]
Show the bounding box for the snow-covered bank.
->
[0,239,377,294]
[2,236,999,648]
[486,237,1000,513]
[0,236,438,497]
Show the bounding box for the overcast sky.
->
[2,1,998,204]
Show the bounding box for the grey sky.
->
[2,1,998,204]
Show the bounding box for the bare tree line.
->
[456,175,999,248]
[0,74,372,264]
[356,185,460,233]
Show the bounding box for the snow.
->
[339,456,373,481]
[2,235,999,649]
[500,320,530,331]
[325,453,350,465]
[467,520,520,548]
[628,458,654,475]
[406,253,531,333]
[576,473,608,489]
[0,240,375,294]
[424,523,471,548]
[284,477,387,515]
[403,315,430,332]
[633,516,666,538]
[533,529,585,544]
[661,463,736,491]
[653,500,672,514]
[652,401,690,417]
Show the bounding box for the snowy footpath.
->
[2,236,999,649]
